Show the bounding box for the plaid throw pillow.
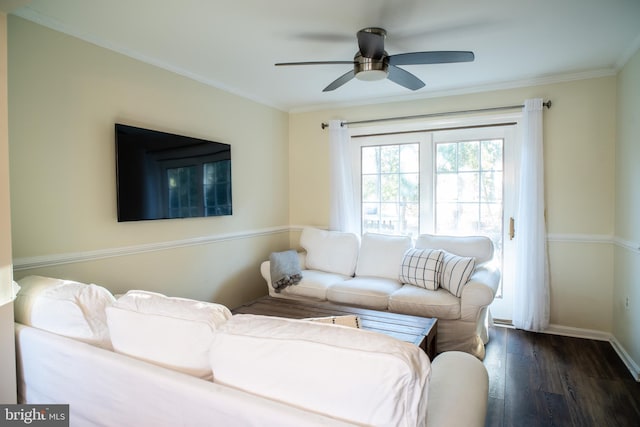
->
[399,248,444,290]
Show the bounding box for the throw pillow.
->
[399,248,444,290]
[106,290,232,379]
[440,251,476,297]
[300,227,360,276]
[355,233,413,280]
[14,275,116,349]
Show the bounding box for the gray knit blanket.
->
[269,250,303,292]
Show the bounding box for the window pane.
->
[480,203,503,236]
[400,144,419,173]
[380,145,399,173]
[400,173,419,202]
[436,173,457,202]
[481,171,503,202]
[362,146,379,174]
[457,203,480,233]
[437,143,457,172]
[458,141,479,171]
[436,202,458,233]
[380,202,399,232]
[481,139,503,171]
[401,203,420,236]
[381,174,398,202]
[362,175,379,202]
[458,172,480,202]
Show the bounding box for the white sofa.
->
[261,228,501,359]
[14,275,489,427]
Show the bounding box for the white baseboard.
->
[610,336,640,382]
[544,323,612,341]
[494,322,640,382]
[546,325,639,381]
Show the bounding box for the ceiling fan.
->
[275,27,475,92]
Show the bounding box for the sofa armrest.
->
[460,264,501,322]
[260,252,307,296]
[427,351,488,427]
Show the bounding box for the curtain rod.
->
[320,100,552,129]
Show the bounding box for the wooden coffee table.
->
[232,296,438,360]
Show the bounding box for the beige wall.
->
[8,16,291,308]
[0,11,17,404]
[614,46,640,372]
[289,77,617,333]
[6,13,637,375]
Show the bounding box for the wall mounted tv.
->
[115,124,232,222]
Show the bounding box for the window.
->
[361,143,420,236]
[434,138,504,262]
[351,115,520,320]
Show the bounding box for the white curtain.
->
[328,120,358,233]
[512,98,550,331]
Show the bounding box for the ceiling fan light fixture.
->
[355,69,388,81]
[354,53,388,81]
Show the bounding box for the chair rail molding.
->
[15,230,633,271]
[13,226,290,271]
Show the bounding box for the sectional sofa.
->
[261,228,501,359]
[14,275,489,426]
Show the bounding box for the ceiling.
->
[8,0,640,112]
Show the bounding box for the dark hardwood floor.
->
[483,326,640,427]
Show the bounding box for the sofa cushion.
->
[439,251,476,297]
[415,234,493,264]
[399,248,444,290]
[14,275,115,349]
[300,227,359,277]
[327,277,402,310]
[355,233,413,280]
[389,285,461,320]
[277,269,349,300]
[106,290,232,379]
[209,314,430,426]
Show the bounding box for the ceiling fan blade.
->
[275,61,355,66]
[323,70,356,92]
[388,51,475,66]
[357,28,386,59]
[387,65,425,91]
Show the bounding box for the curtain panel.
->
[328,121,358,233]
[512,98,550,331]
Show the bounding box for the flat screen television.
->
[115,124,232,222]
